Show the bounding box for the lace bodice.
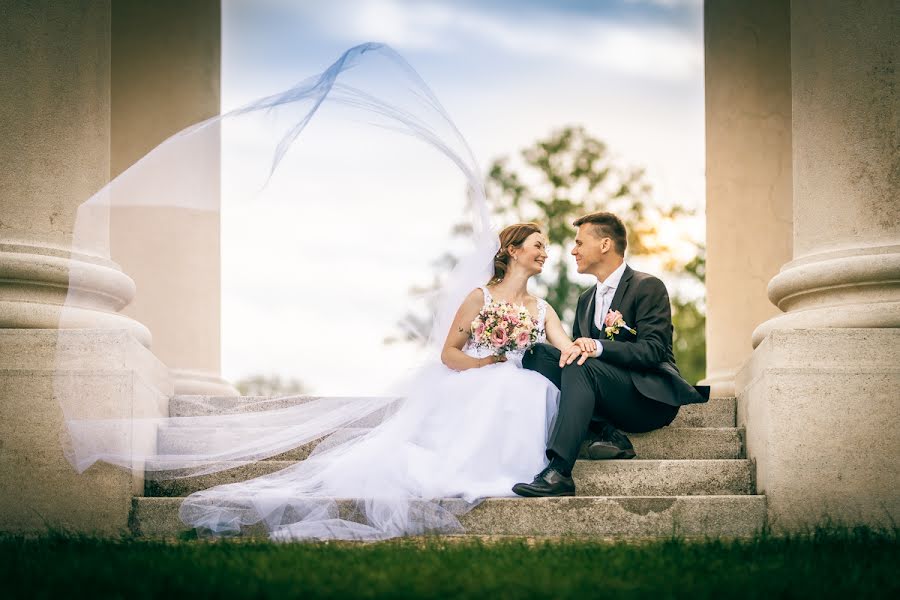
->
[462,286,547,366]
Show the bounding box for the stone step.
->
[156,425,744,461]
[674,397,735,428]
[145,458,753,498]
[168,395,736,428]
[131,494,767,539]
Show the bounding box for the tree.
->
[669,253,706,385]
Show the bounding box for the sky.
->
[219,0,706,394]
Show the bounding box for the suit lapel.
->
[608,264,633,316]
[579,284,597,339]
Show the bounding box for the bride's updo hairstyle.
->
[488,222,542,285]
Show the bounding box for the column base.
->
[171,368,240,396]
[0,329,171,535]
[698,368,737,398]
[752,245,900,347]
[736,327,900,531]
[0,243,151,347]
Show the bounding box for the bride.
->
[178,222,579,540]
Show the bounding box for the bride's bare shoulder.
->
[460,288,486,307]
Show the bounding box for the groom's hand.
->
[573,338,598,356]
[560,344,592,367]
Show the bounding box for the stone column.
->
[751,0,900,345]
[700,0,793,398]
[109,0,237,395]
[737,0,899,529]
[0,1,170,535]
[0,0,149,344]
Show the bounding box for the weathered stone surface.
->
[168,395,737,428]
[156,424,742,462]
[131,495,767,539]
[672,397,735,427]
[738,328,900,530]
[751,0,900,347]
[0,330,170,388]
[145,461,290,497]
[461,495,766,537]
[0,330,172,535]
[1,370,137,535]
[573,459,752,496]
[622,427,742,460]
[701,0,793,398]
[110,0,231,396]
[145,459,752,498]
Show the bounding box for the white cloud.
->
[297,0,703,82]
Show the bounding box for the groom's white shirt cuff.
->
[592,339,603,357]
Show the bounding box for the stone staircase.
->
[130,395,766,539]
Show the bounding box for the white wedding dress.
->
[178,286,560,541]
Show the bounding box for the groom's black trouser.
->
[523,343,678,468]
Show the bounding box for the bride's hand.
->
[479,355,507,367]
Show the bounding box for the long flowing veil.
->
[56,43,505,539]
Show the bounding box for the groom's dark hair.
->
[573,212,627,256]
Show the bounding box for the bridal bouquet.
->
[471,301,541,355]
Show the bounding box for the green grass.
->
[4,527,898,599]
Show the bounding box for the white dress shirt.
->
[590,261,628,357]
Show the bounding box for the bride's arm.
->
[543,304,574,351]
[545,303,597,365]
[441,289,506,371]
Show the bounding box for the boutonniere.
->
[603,309,636,340]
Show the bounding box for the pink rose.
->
[491,327,508,348]
[604,310,623,328]
[516,331,530,348]
[473,320,486,340]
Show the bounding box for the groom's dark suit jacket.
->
[572,264,710,407]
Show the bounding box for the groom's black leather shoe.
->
[586,425,636,460]
[511,466,575,497]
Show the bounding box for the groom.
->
[513,211,710,497]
